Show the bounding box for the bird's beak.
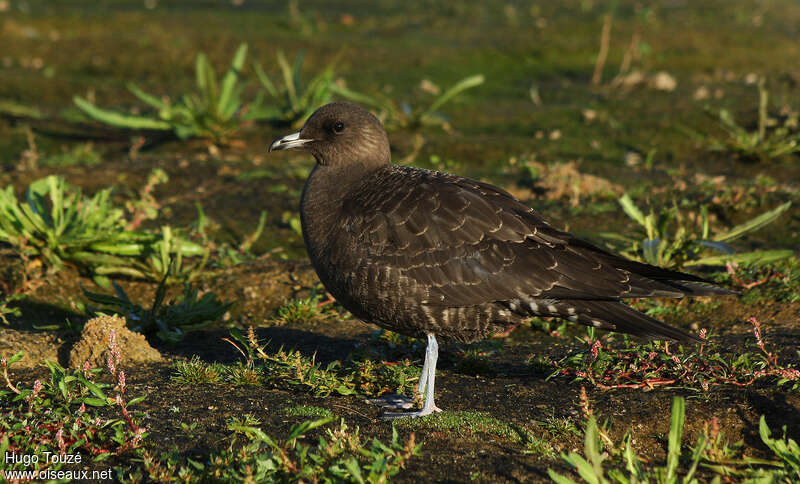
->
[269,131,312,152]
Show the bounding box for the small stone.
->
[694,86,710,100]
[419,79,440,95]
[624,151,642,167]
[621,70,646,87]
[650,71,677,91]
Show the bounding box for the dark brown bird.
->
[269,102,735,418]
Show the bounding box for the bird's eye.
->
[333,121,345,134]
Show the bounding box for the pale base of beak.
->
[269,132,312,152]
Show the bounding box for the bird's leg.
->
[418,333,442,415]
[416,336,432,399]
[382,333,442,419]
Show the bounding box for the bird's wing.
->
[336,167,720,307]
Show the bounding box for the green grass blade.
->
[297,69,333,113]
[665,396,685,482]
[253,62,279,98]
[196,52,218,109]
[196,52,209,93]
[127,83,168,110]
[287,417,334,442]
[717,109,736,129]
[68,251,136,267]
[618,194,647,227]
[240,211,267,252]
[701,204,710,239]
[343,457,366,484]
[584,417,606,483]
[220,85,244,120]
[277,50,298,108]
[645,212,659,241]
[17,202,46,240]
[329,84,388,111]
[88,241,149,256]
[713,201,791,242]
[47,176,64,236]
[218,43,247,116]
[688,249,794,267]
[291,50,305,95]
[684,434,707,483]
[25,178,55,234]
[1,189,38,240]
[759,416,800,475]
[74,96,171,130]
[568,453,603,484]
[92,265,149,278]
[622,435,641,479]
[79,374,108,401]
[547,469,580,484]
[0,100,43,119]
[424,74,484,116]
[6,351,25,366]
[242,91,278,121]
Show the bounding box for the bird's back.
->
[303,165,510,341]
[308,164,729,343]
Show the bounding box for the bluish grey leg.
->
[417,337,432,398]
[382,333,442,419]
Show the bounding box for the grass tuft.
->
[284,405,334,418]
[549,396,800,482]
[172,356,223,384]
[276,295,322,325]
[251,50,339,128]
[397,410,526,443]
[0,174,208,286]
[696,77,800,161]
[86,280,231,343]
[607,193,792,269]
[220,327,420,398]
[75,43,255,142]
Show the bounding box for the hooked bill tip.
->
[269,131,311,152]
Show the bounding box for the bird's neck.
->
[300,161,387,261]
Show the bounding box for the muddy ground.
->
[1,1,799,482]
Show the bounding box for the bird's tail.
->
[553,299,704,343]
[607,256,739,298]
[662,280,739,297]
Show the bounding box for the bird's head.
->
[269,102,391,168]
